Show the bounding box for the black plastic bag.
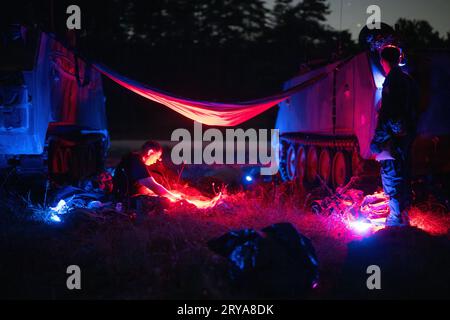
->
[208,223,319,299]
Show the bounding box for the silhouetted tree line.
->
[1,0,448,138]
[395,18,450,50]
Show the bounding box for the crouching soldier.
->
[113,141,182,213]
[370,46,418,227]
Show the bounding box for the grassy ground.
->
[0,180,449,300]
[0,141,449,299]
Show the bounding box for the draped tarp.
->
[94,64,329,127]
[48,34,107,132]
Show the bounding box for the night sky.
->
[267,0,450,39]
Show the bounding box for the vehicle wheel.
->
[332,151,351,188]
[296,146,306,187]
[318,148,332,184]
[279,141,290,182]
[306,146,318,184]
[285,144,298,181]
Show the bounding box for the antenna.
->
[338,0,344,56]
[50,0,55,32]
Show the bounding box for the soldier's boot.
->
[385,210,410,227]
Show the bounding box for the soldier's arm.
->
[370,119,391,154]
[371,79,395,153]
[138,176,182,202]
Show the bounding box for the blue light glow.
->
[48,199,68,223]
[350,220,372,233]
[50,199,67,214]
[245,175,253,182]
[50,214,61,223]
[370,62,386,90]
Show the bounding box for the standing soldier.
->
[370,45,419,227]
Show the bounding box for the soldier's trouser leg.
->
[380,159,410,220]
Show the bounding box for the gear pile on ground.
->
[310,186,390,226]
